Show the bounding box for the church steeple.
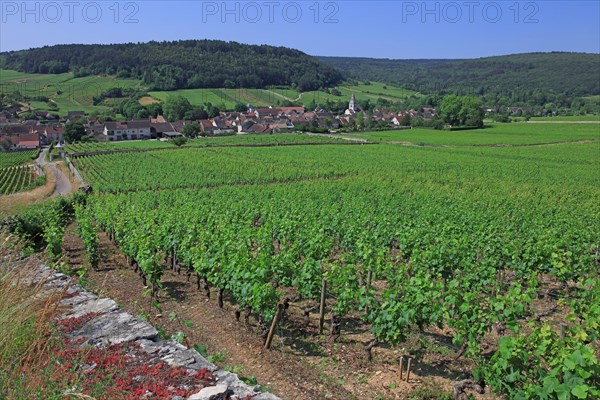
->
[349,93,357,113]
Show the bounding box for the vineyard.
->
[11,127,600,399]
[0,165,45,195]
[65,134,349,154]
[0,150,39,168]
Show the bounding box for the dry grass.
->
[0,233,68,397]
[0,165,56,217]
[138,96,159,105]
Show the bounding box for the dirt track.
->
[36,148,73,197]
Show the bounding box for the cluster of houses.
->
[1,96,439,149]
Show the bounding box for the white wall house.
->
[103,120,152,141]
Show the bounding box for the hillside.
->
[0,40,342,91]
[317,52,600,107]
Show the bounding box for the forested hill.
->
[0,40,342,91]
[317,52,600,106]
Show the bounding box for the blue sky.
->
[1,1,599,58]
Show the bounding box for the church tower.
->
[349,93,357,113]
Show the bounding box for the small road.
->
[37,148,72,197]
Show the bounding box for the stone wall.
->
[9,254,281,400]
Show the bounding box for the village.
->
[0,95,438,149]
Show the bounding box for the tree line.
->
[317,52,600,110]
[0,40,343,91]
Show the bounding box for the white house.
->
[103,120,151,141]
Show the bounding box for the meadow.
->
[529,115,600,121]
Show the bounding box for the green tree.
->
[400,113,411,127]
[182,123,200,138]
[170,136,188,146]
[163,96,193,121]
[64,121,87,143]
[356,112,364,130]
[366,110,373,129]
[234,102,247,112]
[440,95,484,127]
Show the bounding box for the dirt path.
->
[264,89,297,103]
[36,148,73,197]
[305,132,369,143]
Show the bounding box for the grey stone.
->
[61,292,97,307]
[72,310,158,345]
[136,339,161,354]
[252,394,282,400]
[187,385,228,400]
[213,370,257,398]
[65,297,119,319]
[186,359,218,372]
[162,349,197,367]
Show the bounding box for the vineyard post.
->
[406,358,412,383]
[172,245,177,271]
[319,278,327,334]
[399,356,404,380]
[365,269,372,315]
[264,302,285,350]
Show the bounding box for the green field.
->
[149,87,302,109]
[299,82,418,106]
[529,115,600,121]
[346,122,600,145]
[0,69,144,115]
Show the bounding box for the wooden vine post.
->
[365,269,372,315]
[172,245,177,271]
[264,301,286,350]
[399,356,404,380]
[398,356,413,382]
[319,278,327,334]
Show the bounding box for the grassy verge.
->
[0,234,66,398]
